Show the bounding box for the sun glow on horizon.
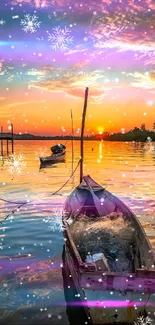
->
[97,126,105,135]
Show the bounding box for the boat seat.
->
[80,205,99,217]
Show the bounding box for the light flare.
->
[6,153,27,175]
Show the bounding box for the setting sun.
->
[97,127,105,135]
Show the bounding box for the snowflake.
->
[20,14,41,33]
[6,153,27,175]
[134,316,153,325]
[43,209,62,232]
[48,26,73,52]
[0,19,5,25]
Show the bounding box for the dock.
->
[0,124,14,157]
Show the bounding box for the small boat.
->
[62,88,155,325]
[39,144,66,166]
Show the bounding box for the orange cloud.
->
[150,71,155,82]
[29,69,105,103]
[121,71,155,89]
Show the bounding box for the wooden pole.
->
[80,87,89,183]
[71,109,74,185]
[11,123,14,154]
[1,126,3,157]
[7,140,9,155]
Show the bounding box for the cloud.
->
[89,0,154,63]
[11,0,46,7]
[28,68,107,103]
[3,0,154,108]
[144,57,155,66]
[122,71,155,89]
[11,0,75,8]
[0,61,3,71]
[149,71,155,82]
[64,48,88,56]
[0,60,4,74]
[8,100,46,109]
[94,39,155,54]
[29,66,131,103]
[26,69,47,76]
[0,97,5,101]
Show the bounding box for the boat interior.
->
[65,176,155,274]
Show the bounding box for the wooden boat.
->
[62,88,155,325]
[40,150,66,165]
[39,144,66,167]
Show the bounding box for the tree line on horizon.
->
[1,123,155,142]
[102,123,155,142]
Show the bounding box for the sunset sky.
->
[0,0,155,135]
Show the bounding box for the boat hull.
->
[39,151,66,166]
[62,245,155,325]
[62,176,155,324]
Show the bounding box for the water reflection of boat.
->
[39,144,66,167]
[62,88,155,325]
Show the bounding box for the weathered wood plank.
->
[80,273,155,293]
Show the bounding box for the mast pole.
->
[71,109,74,178]
[80,87,89,183]
[11,123,14,155]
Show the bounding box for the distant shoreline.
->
[1,128,155,142]
[0,138,153,143]
[0,134,98,141]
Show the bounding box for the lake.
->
[0,140,155,324]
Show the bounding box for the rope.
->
[51,159,81,195]
[0,198,27,205]
[64,132,72,146]
[0,159,81,224]
[0,201,27,225]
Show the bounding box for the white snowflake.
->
[48,26,73,52]
[6,153,27,175]
[20,14,41,33]
[0,19,5,25]
[43,209,62,232]
[134,316,153,325]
